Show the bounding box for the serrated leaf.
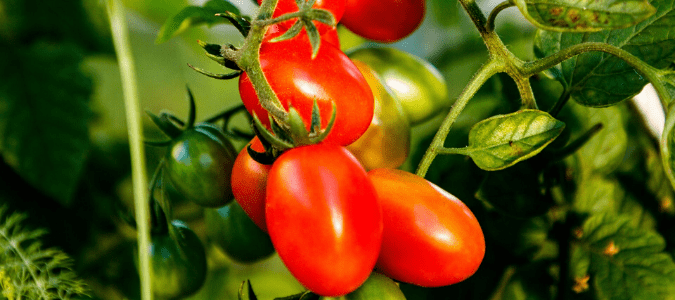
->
[155,0,241,44]
[574,175,626,214]
[574,213,675,299]
[514,0,655,32]
[534,0,675,107]
[0,42,92,206]
[467,109,565,170]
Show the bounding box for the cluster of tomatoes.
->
[142,0,486,298]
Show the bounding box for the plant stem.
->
[486,1,515,32]
[416,60,500,177]
[548,90,571,118]
[106,1,153,299]
[437,147,473,156]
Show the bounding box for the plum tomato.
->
[348,46,448,125]
[347,60,410,170]
[239,35,373,146]
[367,168,485,287]
[266,144,383,296]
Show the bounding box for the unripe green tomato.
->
[165,123,237,207]
[149,220,207,299]
[322,273,407,300]
[347,61,410,170]
[205,201,275,263]
[348,46,448,125]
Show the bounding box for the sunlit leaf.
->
[534,0,675,106]
[466,109,565,170]
[155,0,241,44]
[514,0,655,32]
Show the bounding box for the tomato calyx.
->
[246,99,337,164]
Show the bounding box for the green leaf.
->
[514,0,655,32]
[155,0,241,44]
[466,109,565,171]
[573,213,675,299]
[574,175,625,214]
[497,263,554,300]
[569,103,627,176]
[0,42,92,206]
[534,0,675,107]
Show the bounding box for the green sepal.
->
[146,110,183,139]
[308,101,336,144]
[188,63,242,80]
[270,19,304,43]
[196,41,240,70]
[287,105,312,145]
[305,8,335,26]
[303,18,321,59]
[310,99,321,134]
[252,113,294,150]
[185,87,197,129]
[216,11,252,36]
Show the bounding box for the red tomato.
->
[238,35,373,146]
[322,27,341,48]
[231,137,270,232]
[367,169,485,287]
[266,144,383,296]
[340,0,425,43]
[257,0,345,35]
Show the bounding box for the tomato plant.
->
[340,0,425,43]
[164,123,237,208]
[148,220,207,299]
[204,201,275,263]
[238,33,374,146]
[368,168,485,287]
[266,144,383,296]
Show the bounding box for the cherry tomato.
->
[367,169,485,287]
[239,34,373,146]
[257,0,345,35]
[348,46,448,125]
[322,27,341,48]
[231,137,270,232]
[205,201,275,263]
[148,220,207,299]
[340,0,424,43]
[165,123,237,207]
[347,60,410,170]
[266,144,383,296]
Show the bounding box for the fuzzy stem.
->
[416,60,500,177]
[106,1,153,299]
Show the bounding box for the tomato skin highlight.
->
[367,169,485,287]
[231,137,270,232]
[266,144,383,296]
[238,36,374,146]
[340,0,424,43]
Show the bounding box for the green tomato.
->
[165,123,237,208]
[322,273,407,300]
[348,46,448,125]
[205,201,275,263]
[347,60,410,170]
[149,220,207,299]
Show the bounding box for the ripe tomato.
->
[164,123,237,207]
[347,60,410,170]
[266,144,383,296]
[257,0,345,35]
[348,46,448,125]
[231,137,270,232]
[367,169,485,287]
[340,0,424,43]
[148,220,207,299]
[239,35,373,146]
[205,201,275,263]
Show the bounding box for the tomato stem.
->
[105,0,153,299]
[486,1,514,32]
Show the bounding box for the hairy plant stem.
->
[221,0,289,123]
[106,0,152,299]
